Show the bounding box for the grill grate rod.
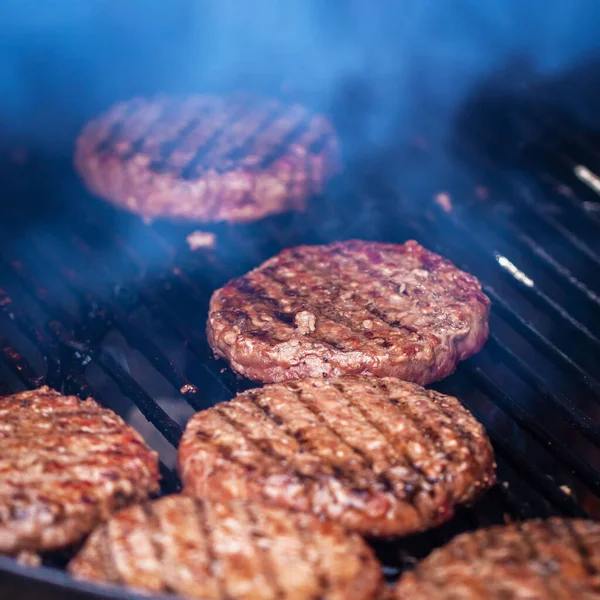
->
[436,376,588,518]
[0,286,62,389]
[482,285,600,397]
[47,320,183,448]
[485,333,600,446]
[462,362,600,497]
[444,136,600,265]
[0,334,42,389]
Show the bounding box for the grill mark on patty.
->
[140,99,217,164]
[239,392,347,479]
[248,268,386,352]
[336,246,477,325]
[287,248,426,339]
[0,430,131,447]
[192,424,290,483]
[543,519,597,597]
[0,449,151,477]
[141,502,167,592]
[320,381,425,485]
[149,117,201,172]
[116,100,180,160]
[424,389,482,470]
[243,389,377,491]
[329,381,428,502]
[272,251,422,340]
[289,383,397,496]
[194,498,229,600]
[95,100,143,153]
[220,103,288,166]
[295,513,331,600]
[93,523,121,584]
[224,277,351,353]
[518,521,567,598]
[0,407,113,421]
[375,380,465,495]
[258,112,314,168]
[0,434,147,456]
[181,99,255,180]
[561,519,600,579]
[204,104,279,172]
[202,409,323,508]
[244,501,284,600]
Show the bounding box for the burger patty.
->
[178,376,496,537]
[0,387,160,555]
[393,518,600,599]
[207,240,490,385]
[74,94,340,223]
[68,494,383,600]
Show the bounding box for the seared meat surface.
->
[75,94,340,223]
[69,494,382,600]
[393,518,600,599]
[208,240,490,385]
[178,376,496,537]
[0,387,159,555]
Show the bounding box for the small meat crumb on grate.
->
[434,192,453,212]
[186,230,216,251]
[294,310,316,334]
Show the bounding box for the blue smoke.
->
[0,1,598,153]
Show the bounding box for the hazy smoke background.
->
[0,0,599,155]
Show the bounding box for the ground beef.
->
[207,240,490,384]
[178,376,496,537]
[74,94,340,224]
[69,494,382,600]
[0,386,159,556]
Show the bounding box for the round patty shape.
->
[0,386,160,555]
[178,376,496,537]
[68,494,382,600]
[207,239,490,385]
[74,94,340,223]
[393,518,600,599]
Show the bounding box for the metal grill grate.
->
[1,102,600,598]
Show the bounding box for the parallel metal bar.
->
[0,287,61,389]
[436,377,588,518]
[485,334,600,446]
[0,332,43,389]
[47,321,183,448]
[463,363,600,497]
[486,288,600,396]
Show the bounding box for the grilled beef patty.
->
[0,387,159,555]
[207,240,490,385]
[75,94,340,223]
[69,494,382,600]
[393,518,600,599]
[178,376,496,537]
